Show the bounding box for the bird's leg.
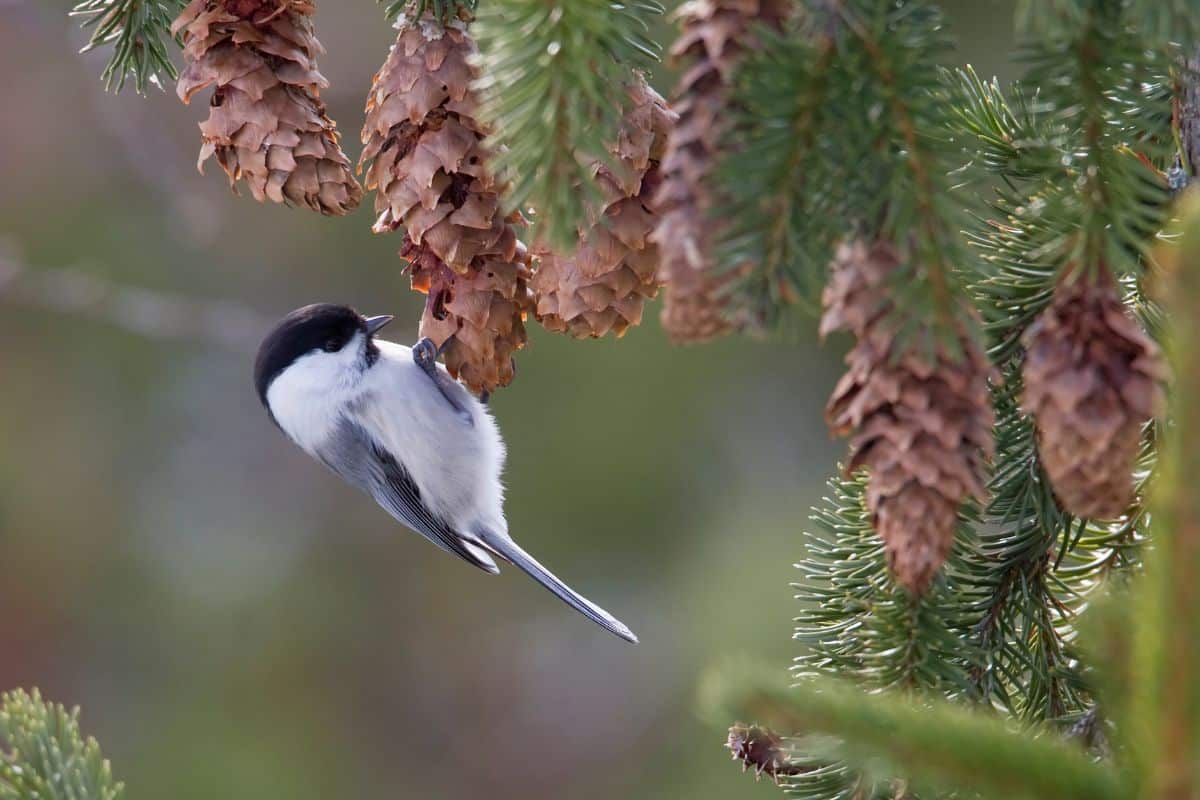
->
[413,337,473,423]
[412,337,440,373]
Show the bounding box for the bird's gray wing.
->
[316,417,499,574]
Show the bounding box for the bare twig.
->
[0,242,273,354]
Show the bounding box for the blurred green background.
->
[0,2,1014,797]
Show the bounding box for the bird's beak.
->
[364,315,394,336]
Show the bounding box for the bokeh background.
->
[0,3,1015,797]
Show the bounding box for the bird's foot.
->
[413,337,439,376]
[413,337,473,424]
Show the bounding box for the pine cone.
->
[653,0,787,344]
[823,240,996,594]
[359,14,531,395]
[1021,276,1166,519]
[405,241,530,396]
[173,0,362,215]
[531,76,676,339]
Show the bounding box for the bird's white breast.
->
[266,333,369,455]
[267,337,508,537]
[359,341,508,533]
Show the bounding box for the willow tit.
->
[254,304,637,643]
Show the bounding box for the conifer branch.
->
[707,668,1129,800]
[1087,0,1200,49]
[1015,0,1170,279]
[790,475,985,797]
[378,0,475,25]
[471,0,664,250]
[0,690,124,800]
[832,0,972,343]
[1132,197,1200,798]
[793,474,980,696]
[713,20,839,326]
[948,11,1169,721]
[70,0,185,93]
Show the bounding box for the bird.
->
[254,303,637,643]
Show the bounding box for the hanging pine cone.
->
[359,12,531,395]
[173,0,362,215]
[653,0,788,344]
[1021,275,1166,520]
[530,76,675,339]
[822,240,996,594]
[404,240,530,396]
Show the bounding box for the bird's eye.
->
[323,338,342,352]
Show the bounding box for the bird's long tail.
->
[475,530,638,644]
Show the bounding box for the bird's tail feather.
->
[476,531,638,644]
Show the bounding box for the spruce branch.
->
[0,690,124,800]
[712,20,839,326]
[953,44,1163,722]
[945,66,1070,182]
[1109,1,1200,48]
[471,0,664,251]
[378,0,476,25]
[793,473,981,695]
[1132,196,1200,798]
[832,0,974,343]
[70,0,186,93]
[789,474,984,798]
[705,667,1130,800]
[1015,0,1170,279]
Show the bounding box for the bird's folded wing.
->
[317,418,499,573]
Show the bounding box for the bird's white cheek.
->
[267,348,363,453]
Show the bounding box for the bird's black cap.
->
[254,304,380,407]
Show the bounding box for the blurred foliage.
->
[0,689,124,800]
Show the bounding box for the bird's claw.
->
[413,337,439,375]
[413,336,473,425]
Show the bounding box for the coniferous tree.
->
[66,0,1200,797]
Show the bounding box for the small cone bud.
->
[172,0,362,215]
[726,724,804,783]
[359,12,530,395]
[1022,275,1167,519]
[653,0,788,343]
[531,75,676,339]
[823,240,996,593]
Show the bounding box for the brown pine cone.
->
[823,240,996,594]
[1022,275,1167,519]
[531,75,676,339]
[173,0,362,215]
[653,0,788,344]
[359,13,531,395]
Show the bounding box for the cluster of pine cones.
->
[173,0,1167,592]
[171,0,794,394]
[171,0,684,396]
